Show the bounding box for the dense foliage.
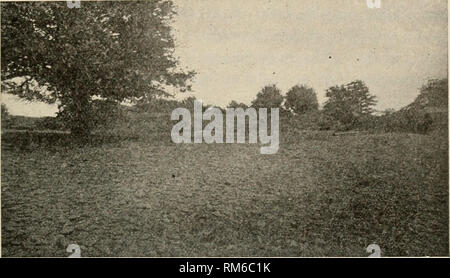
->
[251,84,284,109]
[285,85,319,114]
[1,1,194,138]
[323,80,377,130]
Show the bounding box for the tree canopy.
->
[410,78,448,110]
[1,1,195,137]
[284,84,318,114]
[387,78,448,134]
[323,80,377,127]
[227,100,248,109]
[251,84,283,109]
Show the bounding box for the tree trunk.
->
[66,93,93,143]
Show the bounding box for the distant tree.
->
[383,108,396,115]
[251,84,284,109]
[1,103,9,120]
[1,103,12,131]
[284,85,318,114]
[1,1,195,139]
[413,78,448,109]
[323,80,377,129]
[394,78,448,133]
[227,100,248,109]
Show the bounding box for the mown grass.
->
[1,131,448,256]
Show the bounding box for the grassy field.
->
[1,131,448,257]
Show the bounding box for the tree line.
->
[226,78,447,134]
[1,1,447,138]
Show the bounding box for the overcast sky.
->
[2,0,447,116]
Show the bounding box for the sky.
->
[1,0,448,117]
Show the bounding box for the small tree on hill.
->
[227,100,248,109]
[251,84,284,109]
[393,78,448,133]
[414,78,448,109]
[323,80,377,129]
[285,85,318,114]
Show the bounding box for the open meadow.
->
[2,130,448,257]
[1,0,448,259]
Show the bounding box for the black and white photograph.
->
[0,0,448,259]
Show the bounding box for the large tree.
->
[284,84,318,114]
[1,1,194,138]
[323,80,376,128]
